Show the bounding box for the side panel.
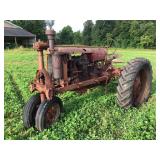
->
[52,53,62,79]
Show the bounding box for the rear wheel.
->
[23,94,41,128]
[117,58,152,108]
[35,97,63,131]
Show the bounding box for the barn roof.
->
[4,21,36,37]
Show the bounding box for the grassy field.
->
[4,48,156,140]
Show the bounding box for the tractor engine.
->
[67,52,106,84]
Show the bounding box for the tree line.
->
[12,20,156,48]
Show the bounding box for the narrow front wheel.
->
[23,94,41,128]
[35,97,63,131]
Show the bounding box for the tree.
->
[140,35,153,48]
[58,25,74,44]
[73,31,82,44]
[114,21,131,48]
[139,21,156,48]
[82,20,94,45]
[92,20,115,46]
[12,20,156,48]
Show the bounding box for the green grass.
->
[4,48,156,140]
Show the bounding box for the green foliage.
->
[73,31,82,44]
[128,21,156,48]
[56,20,155,48]
[91,20,115,46]
[56,25,74,44]
[82,20,94,45]
[4,48,156,140]
[115,21,131,48]
[12,20,156,48]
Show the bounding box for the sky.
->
[53,19,95,32]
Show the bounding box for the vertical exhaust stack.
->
[45,20,62,80]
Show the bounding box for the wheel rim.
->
[133,73,142,99]
[44,103,60,127]
[133,67,149,105]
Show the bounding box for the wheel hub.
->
[45,104,60,126]
[133,73,142,99]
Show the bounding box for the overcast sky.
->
[53,19,95,32]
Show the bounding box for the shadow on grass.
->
[62,81,118,116]
[104,79,118,94]
[63,90,100,113]
[6,71,25,107]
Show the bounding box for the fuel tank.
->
[87,51,106,62]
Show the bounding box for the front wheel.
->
[35,97,63,131]
[117,58,152,108]
[23,94,41,128]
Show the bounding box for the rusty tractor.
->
[23,20,152,131]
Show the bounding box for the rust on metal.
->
[38,50,45,70]
[62,55,68,86]
[33,41,49,51]
[48,46,107,55]
[30,69,54,101]
[31,24,122,103]
[111,68,122,77]
[55,76,108,93]
[45,103,59,126]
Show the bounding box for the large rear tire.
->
[117,58,152,108]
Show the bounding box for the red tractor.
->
[23,21,152,131]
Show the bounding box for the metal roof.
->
[4,21,36,37]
